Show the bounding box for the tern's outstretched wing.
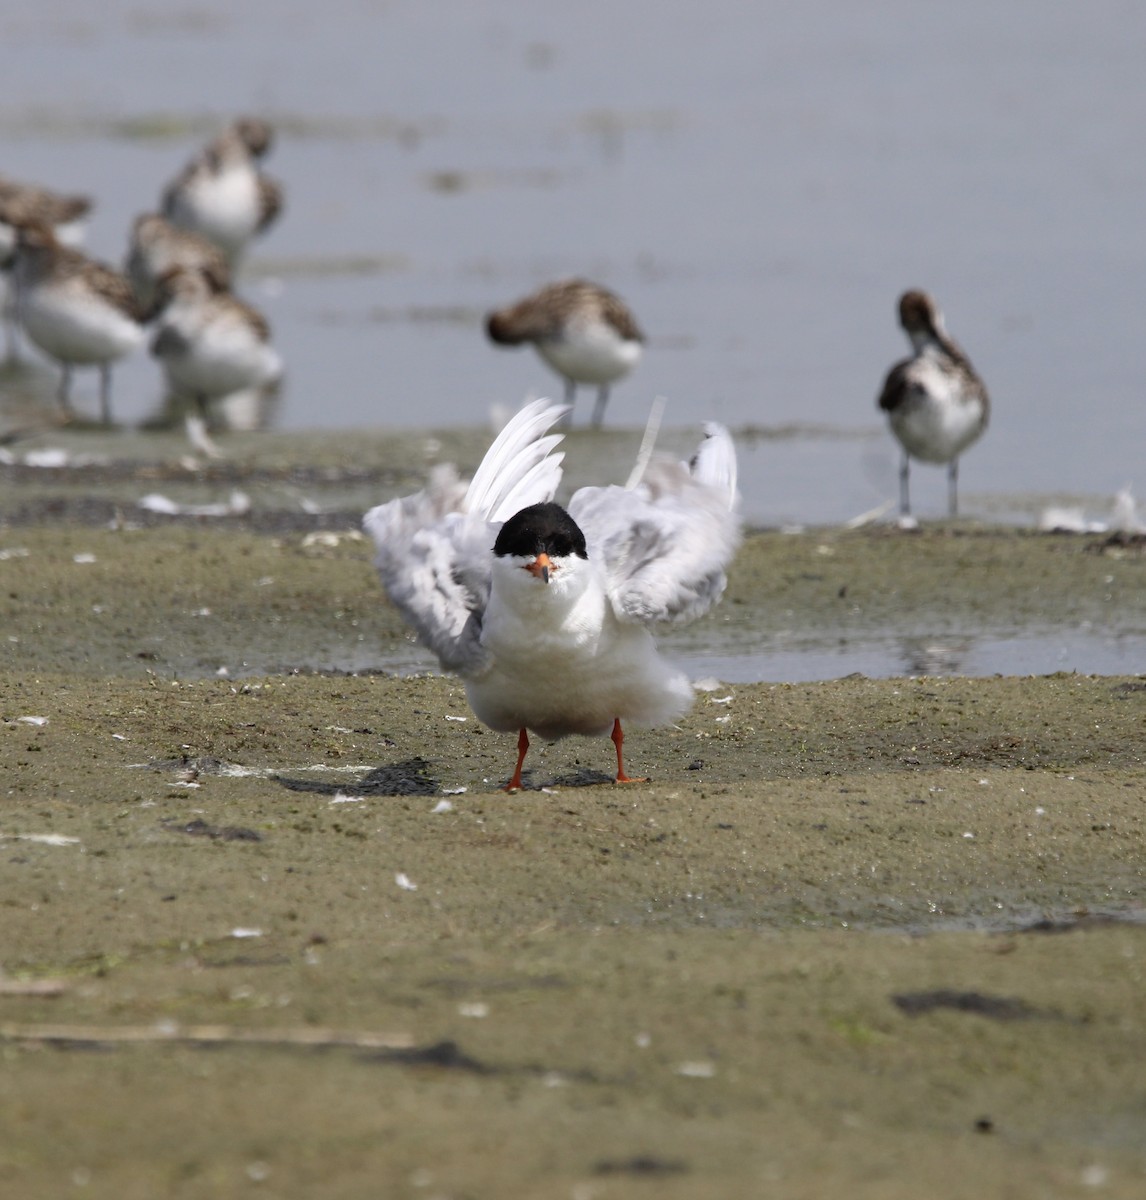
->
[363,400,569,675]
[568,422,741,626]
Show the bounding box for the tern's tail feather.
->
[463,399,570,523]
[692,423,739,511]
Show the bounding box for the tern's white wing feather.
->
[463,398,570,522]
[568,423,741,626]
[364,401,569,675]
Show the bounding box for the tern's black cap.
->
[493,502,588,560]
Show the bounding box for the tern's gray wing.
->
[365,467,496,675]
[364,399,570,676]
[568,423,741,626]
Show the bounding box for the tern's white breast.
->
[468,561,691,739]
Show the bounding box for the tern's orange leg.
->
[611,718,647,784]
[504,727,530,791]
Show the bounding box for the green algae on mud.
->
[2,520,1145,680]
[2,506,1146,1196]
[2,668,1145,1197]
[3,669,1144,949]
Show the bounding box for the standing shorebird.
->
[12,221,146,423]
[149,265,283,434]
[161,117,283,266]
[125,213,231,312]
[877,289,989,518]
[485,279,644,428]
[0,176,92,362]
[365,399,740,790]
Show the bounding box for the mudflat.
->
[1,433,1144,1198]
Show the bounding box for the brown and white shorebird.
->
[0,176,92,361]
[161,117,283,266]
[149,265,283,428]
[125,213,231,312]
[12,221,146,423]
[877,289,989,518]
[485,279,644,428]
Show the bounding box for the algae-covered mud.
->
[2,442,1145,1198]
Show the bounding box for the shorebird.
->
[161,117,283,265]
[0,176,92,362]
[485,280,644,428]
[877,289,989,518]
[12,221,146,423]
[365,398,741,790]
[125,213,231,312]
[149,265,282,428]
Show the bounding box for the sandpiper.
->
[485,279,644,427]
[125,213,231,312]
[877,289,989,518]
[161,117,283,265]
[12,221,146,423]
[0,176,92,361]
[149,266,282,426]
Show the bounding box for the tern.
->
[364,399,740,790]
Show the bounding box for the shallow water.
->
[2,1,1145,528]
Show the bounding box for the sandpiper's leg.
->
[57,365,74,416]
[184,394,224,459]
[98,364,113,425]
[3,311,21,364]
[611,718,647,784]
[560,378,576,425]
[504,727,530,791]
[948,458,959,518]
[899,451,911,516]
[590,385,610,430]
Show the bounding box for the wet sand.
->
[2,436,1145,1197]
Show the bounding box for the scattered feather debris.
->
[845,499,895,528]
[17,715,48,726]
[0,833,80,846]
[1038,485,1145,534]
[138,491,251,518]
[1038,506,1106,534]
[395,873,418,891]
[0,1022,413,1050]
[1111,486,1146,533]
[674,1060,716,1078]
[23,448,70,468]
[329,792,365,804]
[431,799,454,813]
[301,530,365,550]
[230,927,263,939]
[457,1002,489,1018]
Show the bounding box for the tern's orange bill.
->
[526,552,552,583]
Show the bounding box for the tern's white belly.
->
[470,591,690,740]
